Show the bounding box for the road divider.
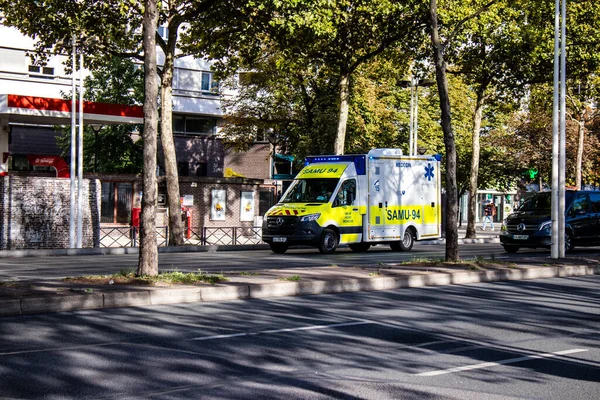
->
[1,264,598,317]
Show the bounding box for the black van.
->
[500,190,600,253]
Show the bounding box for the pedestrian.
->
[481,202,496,231]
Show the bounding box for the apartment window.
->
[186,117,215,134]
[173,115,185,133]
[28,65,54,78]
[175,68,219,94]
[201,72,219,93]
[172,115,217,135]
[157,26,169,39]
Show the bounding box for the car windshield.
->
[517,191,575,212]
[280,179,339,203]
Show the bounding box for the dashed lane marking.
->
[416,348,589,376]
[190,321,373,341]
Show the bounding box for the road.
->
[1,242,600,282]
[0,275,598,399]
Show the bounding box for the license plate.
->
[513,234,529,240]
[273,237,287,243]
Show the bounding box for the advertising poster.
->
[211,189,226,220]
[240,191,255,221]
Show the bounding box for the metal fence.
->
[99,226,264,248]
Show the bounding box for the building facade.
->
[0,24,277,248]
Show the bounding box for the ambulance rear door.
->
[367,157,401,241]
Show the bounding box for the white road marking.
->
[190,321,372,341]
[416,348,589,376]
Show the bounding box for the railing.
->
[99,226,264,248]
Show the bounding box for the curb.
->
[2,264,597,317]
[0,244,271,258]
[0,239,500,258]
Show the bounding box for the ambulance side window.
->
[334,179,356,207]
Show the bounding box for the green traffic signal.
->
[528,168,538,179]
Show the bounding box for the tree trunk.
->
[161,21,184,246]
[138,0,159,276]
[576,118,585,190]
[333,72,350,155]
[429,0,459,262]
[466,91,486,238]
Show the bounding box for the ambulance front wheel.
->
[318,229,339,254]
[269,243,289,254]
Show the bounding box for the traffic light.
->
[528,168,538,180]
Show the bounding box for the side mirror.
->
[575,209,586,216]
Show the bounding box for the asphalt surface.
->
[0,275,598,399]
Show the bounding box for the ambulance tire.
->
[399,228,415,251]
[390,228,414,252]
[349,242,371,252]
[318,229,339,254]
[269,243,289,254]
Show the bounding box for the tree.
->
[186,0,428,154]
[219,52,413,161]
[499,83,600,191]
[216,51,340,161]
[429,0,459,261]
[57,56,144,174]
[139,0,160,276]
[566,78,600,189]
[155,0,217,246]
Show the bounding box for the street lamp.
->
[266,128,278,179]
[90,124,103,173]
[551,0,567,259]
[398,77,435,156]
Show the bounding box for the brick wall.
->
[178,176,265,229]
[88,174,267,229]
[0,176,100,249]
[224,143,271,179]
[0,174,267,249]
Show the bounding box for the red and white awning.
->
[0,94,143,125]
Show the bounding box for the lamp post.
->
[266,128,280,202]
[398,77,435,156]
[551,0,567,259]
[266,128,278,179]
[90,124,103,173]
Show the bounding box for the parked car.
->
[500,190,600,253]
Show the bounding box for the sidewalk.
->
[1,251,598,317]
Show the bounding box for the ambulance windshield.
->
[280,179,339,203]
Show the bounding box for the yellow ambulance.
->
[262,148,442,254]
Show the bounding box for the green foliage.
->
[0,0,144,71]
[495,81,600,189]
[64,269,230,285]
[185,0,429,153]
[56,57,144,173]
[279,275,301,281]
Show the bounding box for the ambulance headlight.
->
[300,213,320,222]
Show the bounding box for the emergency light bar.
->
[304,154,366,175]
